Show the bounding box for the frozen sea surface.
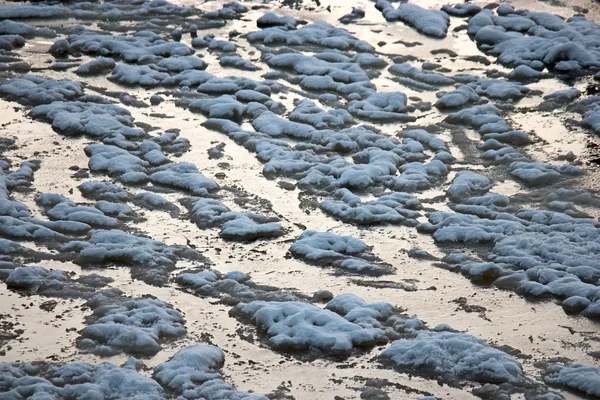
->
[2,0,600,398]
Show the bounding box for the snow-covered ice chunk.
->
[290,230,391,275]
[62,229,197,285]
[154,345,266,399]
[80,290,186,356]
[377,3,449,38]
[150,162,219,195]
[75,57,116,75]
[380,331,523,385]
[232,300,388,355]
[176,269,298,304]
[321,189,421,226]
[447,171,492,203]
[348,92,414,122]
[247,21,373,52]
[0,360,163,399]
[510,161,581,186]
[184,197,283,241]
[290,99,353,129]
[257,12,298,28]
[0,77,83,105]
[219,55,260,71]
[544,364,600,397]
[0,265,111,298]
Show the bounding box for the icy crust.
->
[418,173,600,319]
[35,193,119,228]
[247,20,374,53]
[61,229,200,286]
[0,77,83,106]
[567,96,600,136]
[219,55,260,71]
[0,4,69,19]
[231,293,423,356]
[320,189,421,226]
[204,1,247,20]
[261,51,382,101]
[0,265,111,298]
[31,100,145,143]
[59,0,193,21]
[290,230,392,276]
[183,197,283,241]
[154,345,266,400]
[79,289,186,356]
[290,99,353,129]
[375,2,449,38]
[66,29,194,64]
[348,92,416,122]
[543,364,600,397]
[0,20,55,39]
[257,12,299,28]
[443,104,560,169]
[380,331,523,385]
[0,361,164,400]
[176,269,299,305]
[510,162,581,186]
[389,63,455,88]
[75,57,116,75]
[339,8,365,24]
[436,79,530,110]
[467,7,600,72]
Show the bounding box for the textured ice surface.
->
[290,230,391,275]
[544,364,600,397]
[154,345,266,399]
[62,229,199,285]
[184,197,283,241]
[381,331,523,385]
[176,269,299,304]
[376,2,449,37]
[0,360,164,399]
[79,289,186,356]
[0,265,111,297]
[320,189,421,226]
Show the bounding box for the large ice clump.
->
[320,189,421,226]
[0,77,83,105]
[290,230,391,275]
[0,265,111,298]
[36,193,118,228]
[247,20,373,52]
[375,2,449,37]
[184,197,283,241]
[176,269,299,304]
[67,29,194,64]
[31,100,145,142]
[150,163,219,195]
[232,293,423,356]
[380,331,523,385]
[204,1,248,20]
[348,92,415,122]
[0,4,69,19]
[510,161,581,186]
[544,364,600,397]
[79,289,186,356]
[232,301,386,355]
[154,345,266,399]
[0,361,164,399]
[468,8,600,71]
[61,229,199,285]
